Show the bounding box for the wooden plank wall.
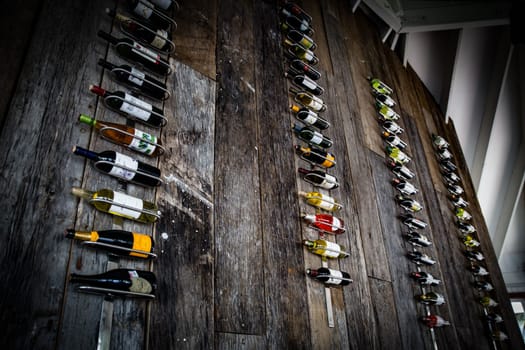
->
[0,0,523,349]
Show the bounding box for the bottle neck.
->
[297,167,310,175]
[73,146,100,162]
[78,114,97,127]
[292,123,303,133]
[306,268,319,277]
[89,84,109,97]
[290,104,300,113]
[71,187,95,199]
[97,30,118,45]
[301,213,315,223]
[97,58,116,71]
[65,229,94,242]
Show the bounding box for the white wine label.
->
[121,93,153,121]
[130,129,157,155]
[317,195,335,211]
[150,30,168,49]
[133,0,154,19]
[131,42,160,64]
[109,153,139,180]
[310,131,323,145]
[129,67,145,86]
[320,174,337,189]
[302,77,317,90]
[326,268,343,285]
[308,98,323,111]
[304,51,314,62]
[302,111,317,125]
[322,241,341,258]
[109,191,144,219]
[152,0,172,9]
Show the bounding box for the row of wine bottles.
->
[66,0,179,299]
[368,77,453,329]
[430,134,508,341]
[280,2,352,288]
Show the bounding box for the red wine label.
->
[121,93,152,121]
[151,29,168,49]
[129,67,145,86]
[325,268,343,285]
[109,153,139,180]
[133,0,153,19]
[109,192,144,219]
[131,42,160,64]
[130,129,157,155]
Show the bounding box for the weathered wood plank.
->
[214,0,264,335]
[173,0,217,81]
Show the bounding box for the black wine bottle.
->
[98,59,168,100]
[293,124,332,148]
[395,194,423,212]
[410,271,440,285]
[73,146,161,187]
[290,105,329,130]
[284,39,319,65]
[290,59,321,80]
[295,145,335,168]
[89,84,165,127]
[126,0,171,30]
[405,231,432,247]
[97,30,170,76]
[281,14,313,36]
[65,229,155,259]
[407,250,436,265]
[381,120,404,134]
[287,29,316,50]
[469,263,489,276]
[70,268,157,295]
[457,220,476,234]
[298,167,339,189]
[387,160,415,180]
[306,267,352,286]
[400,214,427,229]
[382,131,407,149]
[281,2,312,23]
[391,178,418,195]
[376,93,395,107]
[287,73,324,95]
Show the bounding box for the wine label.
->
[130,129,157,155]
[320,241,341,258]
[326,268,343,285]
[109,152,139,180]
[310,131,323,145]
[129,276,153,294]
[133,0,154,19]
[330,217,342,232]
[121,93,152,121]
[131,42,160,64]
[302,77,317,90]
[320,173,337,189]
[109,191,144,219]
[131,233,153,257]
[300,38,313,49]
[129,67,145,86]
[310,194,334,211]
[303,50,314,62]
[321,154,335,168]
[308,97,323,111]
[301,111,317,125]
[151,29,168,49]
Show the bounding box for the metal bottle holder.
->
[299,147,336,168]
[76,285,155,299]
[93,159,164,186]
[98,125,166,156]
[115,41,172,75]
[307,217,346,235]
[103,94,168,128]
[118,17,176,54]
[302,171,339,188]
[110,66,170,100]
[82,241,158,259]
[88,196,162,221]
[304,193,343,211]
[320,274,353,284]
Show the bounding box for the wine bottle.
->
[150,0,176,11]
[407,250,436,265]
[72,146,161,187]
[306,267,352,286]
[126,0,171,30]
[290,88,326,112]
[376,93,395,107]
[439,159,457,172]
[290,59,321,80]
[420,315,450,328]
[298,167,339,189]
[400,214,427,230]
[298,191,341,211]
[416,292,445,306]
[65,229,154,259]
[457,220,476,234]
[287,29,316,50]
[295,145,335,168]
[286,73,324,95]
[89,85,165,127]
[106,9,172,52]
[396,194,423,212]
[409,271,441,286]
[381,120,404,134]
[447,184,464,196]
[284,39,319,65]
[469,263,489,276]
[479,296,498,308]
[465,250,484,262]
[290,105,329,130]
[391,178,418,195]
[386,145,411,164]
[432,134,449,150]
[387,160,415,180]
[405,231,432,247]
[98,59,168,100]
[302,239,349,259]
[78,114,162,157]
[293,124,332,148]
[301,213,345,234]
[475,280,494,292]
[491,331,508,341]
[280,14,313,37]
[450,195,469,208]
[70,268,156,295]
[376,102,400,121]
[486,313,503,323]
[71,187,161,223]
[442,171,460,184]
[367,76,393,95]
[455,207,472,221]
[97,30,170,76]
[382,131,407,149]
[436,148,453,161]
[281,2,312,24]
[462,234,480,248]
